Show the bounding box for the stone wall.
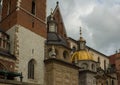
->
[45,58,79,85]
[88,49,109,70]
[7,25,45,85]
[79,72,96,85]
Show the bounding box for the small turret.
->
[47,9,57,33]
[71,27,93,63]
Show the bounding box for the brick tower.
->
[0,0,46,37]
[0,0,47,84]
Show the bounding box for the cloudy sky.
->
[47,0,120,56]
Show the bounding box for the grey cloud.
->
[47,0,120,55]
[81,4,120,55]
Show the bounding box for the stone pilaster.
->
[14,25,19,72]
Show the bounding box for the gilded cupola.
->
[71,27,93,62]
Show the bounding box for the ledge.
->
[44,58,80,70]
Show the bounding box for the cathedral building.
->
[0,0,118,85]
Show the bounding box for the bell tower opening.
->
[47,9,57,33]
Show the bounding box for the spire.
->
[78,27,86,50]
[80,27,82,38]
[50,8,54,20]
[79,27,86,42]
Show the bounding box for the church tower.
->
[0,0,46,84]
[0,0,46,37]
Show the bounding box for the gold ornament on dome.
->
[71,27,93,62]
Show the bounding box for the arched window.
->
[31,0,35,15]
[91,64,95,71]
[28,59,35,79]
[81,63,88,70]
[63,51,68,59]
[104,60,106,70]
[106,80,108,85]
[112,80,114,85]
[72,46,76,52]
[98,57,100,63]
[7,0,11,15]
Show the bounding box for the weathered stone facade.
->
[44,58,79,85]
[88,48,109,70]
[79,71,96,85]
[7,25,45,84]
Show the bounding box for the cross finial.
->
[56,1,59,5]
[80,27,82,37]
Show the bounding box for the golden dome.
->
[71,50,93,62]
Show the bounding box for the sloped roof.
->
[68,37,108,58]
[52,2,67,38]
[46,2,69,48]
[46,32,68,47]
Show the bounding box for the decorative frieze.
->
[16,0,21,11]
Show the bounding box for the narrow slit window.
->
[31,0,35,15]
[7,0,11,15]
[0,38,2,47]
[104,60,106,70]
